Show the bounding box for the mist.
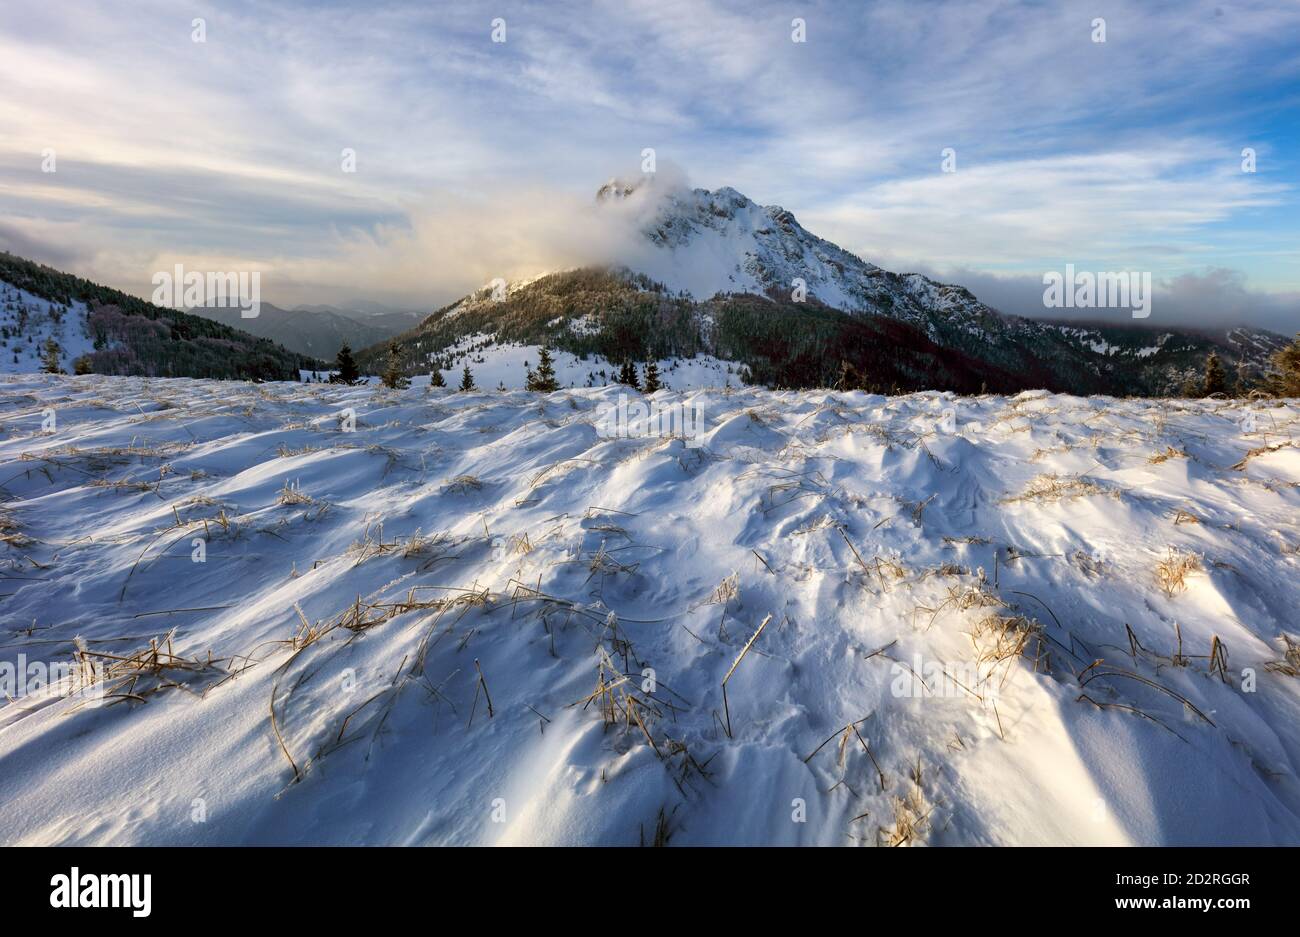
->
[912,265,1300,335]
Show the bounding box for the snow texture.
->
[1,373,1299,845]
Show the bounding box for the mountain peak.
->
[595,177,642,202]
[591,178,876,308]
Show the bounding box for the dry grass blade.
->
[1001,473,1108,504]
[1155,549,1201,597]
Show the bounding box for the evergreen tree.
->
[1203,352,1227,397]
[73,355,93,375]
[641,359,662,393]
[41,337,62,374]
[332,343,361,385]
[459,364,476,392]
[526,347,559,392]
[381,340,409,389]
[429,368,446,388]
[1262,333,1300,397]
[617,358,640,390]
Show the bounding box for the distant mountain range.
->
[357,179,1290,395]
[190,302,423,359]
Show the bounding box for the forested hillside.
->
[0,252,319,380]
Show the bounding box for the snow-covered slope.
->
[2,373,1299,845]
[0,282,96,374]
[356,332,749,391]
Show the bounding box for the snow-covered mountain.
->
[597,177,891,310]
[361,179,1287,396]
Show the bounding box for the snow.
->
[407,332,749,391]
[606,182,881,310]
[0,282,97,374]
[1,373,1299,845]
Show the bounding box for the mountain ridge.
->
[357,180,1288,395]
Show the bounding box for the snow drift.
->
[1,373,1298,845]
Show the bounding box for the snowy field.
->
[1,373,1299,845]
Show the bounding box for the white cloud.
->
[806,145,1289,275]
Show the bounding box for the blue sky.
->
[0,0,1296,329]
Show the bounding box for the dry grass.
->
[71,630,232,708]
[1148,446,1187,464]
[881,782,934,847]
[1231,441,1294,471]
[1071,550,1105,577]
[0,509,33,548]
[1001,473,1108,504]
[346,525,454,565]
[971,613,1045,667]
[500,532,534,556]
[277,481,314,505]
[442,474,482,495]
[587,543,640,580]
[1264,635,1300,677]
[398,529,444,559]
[700,571,739,607]
[88,478,158,494]
[913,581,1008,633]
[277,442,321,458]
[1155,549,1201,597]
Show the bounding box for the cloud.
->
[915,264,1300,334]
[0,219,89,270]
[158,167,694,309]
[804,145,1288,275]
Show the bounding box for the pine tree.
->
[641,360,662,393]
[1203,352,1227,397]
[41,337,62,374]
[429,368,446,388]
[617,359,640,390]
[527,347,559,392]
[332,343,360,385]
[459,364,476,392]
[381,340,409,389]
[1262,333,1300,397]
